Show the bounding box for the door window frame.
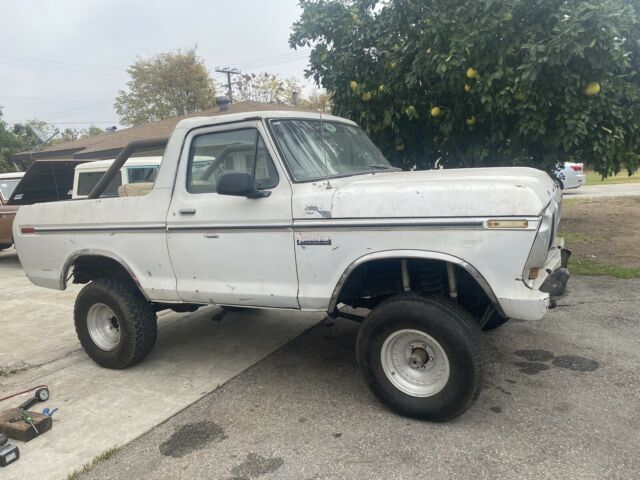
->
[182,123,282,196]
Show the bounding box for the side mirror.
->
[216,172,271,198]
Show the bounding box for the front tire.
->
[74,278,157,369]
[0,244,12,251]
[356,293,483,421]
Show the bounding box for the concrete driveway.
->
[79,275,640,480]
[0,249,323,479]
[564,183,640,198]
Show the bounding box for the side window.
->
[127,166,158,184]
[187,128,278,194]
[77,171,122,197]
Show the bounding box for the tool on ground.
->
[10,411,38,434]
[0,434,7,446]
[42,407,58,417]
[0,444,19,467]
[17,387,50,410]
[0,385,49,405]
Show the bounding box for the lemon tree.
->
[291,0,640,176]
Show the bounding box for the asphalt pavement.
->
[81,275,640,480]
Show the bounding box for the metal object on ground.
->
[0,444,19,467]
[87,303,121,351]
[17,387,49,410]
[380,329,450,397]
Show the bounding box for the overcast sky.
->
[0,0,310,130]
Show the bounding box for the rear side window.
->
[77,171,122,197]
[127,166,158,184]
[187,128,278,194]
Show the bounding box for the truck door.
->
[166,120,299,308]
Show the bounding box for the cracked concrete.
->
[0,249,324,479]
[80,275,640,480]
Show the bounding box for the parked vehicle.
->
[0,172,25,205]
[72,157,161,199]
[0,160,86,251]
[0,172,24,249]
[557,162,586,190]
[13,111,570,420]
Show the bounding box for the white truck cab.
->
[13,110,570,420]
[72,157,161,199]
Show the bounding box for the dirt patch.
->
[560,197,640,268]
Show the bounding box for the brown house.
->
[11,100,308,164]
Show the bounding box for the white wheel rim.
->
[380,329,450,397]
[87,303,121,351]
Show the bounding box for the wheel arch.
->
[328,250,501,315]
[60,249,148,300]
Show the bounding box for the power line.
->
[28,100,113,122]
[0,95,102,102]
[0,61,126,77]
[0,54,125,72]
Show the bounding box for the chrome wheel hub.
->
[381,329,450,397]
[87,303,121,351]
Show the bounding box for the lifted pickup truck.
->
[14,111,570,420]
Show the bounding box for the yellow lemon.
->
[464,84,471,92]
[584,82,601,96]
[430,106,442,117]
[361,91,372,101]
[350,80,359,92]
[466,115,477,126]
[378,84,385,92]
[466,67,478,79]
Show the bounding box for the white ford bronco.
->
[13,110,570,420]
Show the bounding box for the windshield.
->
[0,179,20,201]
[270,119,394,181]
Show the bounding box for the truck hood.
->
[295,167,559,219]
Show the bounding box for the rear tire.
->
[74,278,157,369]
[0,244,12,251]
[356,293,483,421]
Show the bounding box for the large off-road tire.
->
[356,293,483,421]
[74,278,157,369]
[0,244,12,251]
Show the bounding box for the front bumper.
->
[497,245,571,321]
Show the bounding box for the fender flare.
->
[60,249,148,299]
[327,249,500,314]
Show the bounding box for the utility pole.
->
[215,67,240,103]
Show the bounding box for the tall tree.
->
[115,48,217,126]
[291,0,640,176]
[234,73,301,104]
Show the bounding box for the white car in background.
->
[557,162,585,190]
[72,157,161,199]
[0,171,25,204]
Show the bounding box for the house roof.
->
[11,101,312,163]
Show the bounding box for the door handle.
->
[178,208,196,215]
[204,233,219,239]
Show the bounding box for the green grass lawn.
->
[586,170,640,185]
[568,256,640,279]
